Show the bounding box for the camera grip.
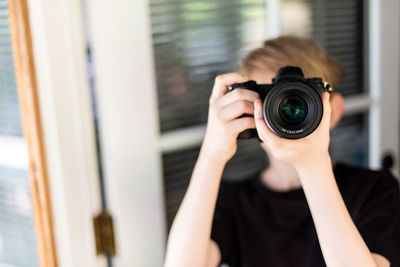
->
[227,81,264,140]
[238,129,258,139]
[236,114,258,139]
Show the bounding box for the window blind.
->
[151,0,364,133]
[0,0,21,136]
[150,0,267,132]
[310,0,364,95]
[0,1,38,266]
[0,168,38,267]
[280,0,364,95]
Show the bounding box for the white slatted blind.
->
[310,0,364,95]
[0,1,22,136]
[0,1,38,266]
[150,0,267,132]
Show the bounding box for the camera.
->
[227,66,332,139]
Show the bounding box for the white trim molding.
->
[343,94,372,116]
[28,0,105,266]
[160,125,206,153]
[368,0,400,175]
[85,0,167,266]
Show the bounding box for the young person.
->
[164,36,400,267]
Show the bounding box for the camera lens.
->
[263,82,323,139]
[278,96,308,123]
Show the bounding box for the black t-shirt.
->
[211,162,400,267]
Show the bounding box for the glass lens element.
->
[279,96,307,123]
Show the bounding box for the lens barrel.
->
[263,81,323,139]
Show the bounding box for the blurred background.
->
[0,0,399,266]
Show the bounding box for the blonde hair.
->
[240,36,345,91]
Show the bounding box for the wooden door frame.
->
[8,0,58,266]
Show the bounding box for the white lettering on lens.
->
[280,128,305,134]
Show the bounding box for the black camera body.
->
[227,66,332,139]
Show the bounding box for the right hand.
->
[201,73,260,163]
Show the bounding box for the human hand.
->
[201,73,260,163]
[253,92,332,171]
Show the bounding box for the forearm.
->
[297,155,377,267]
[164,147,226,267]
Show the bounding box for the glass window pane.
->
[0,1,39,266]
[150,0,267,132]
[0,167,38,267]
[280,0,364,96]
[330,112,369,167]
[0,1,22,137]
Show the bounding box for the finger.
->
[319,92,332,129]
[322,92,331,115]
[218,100,254,121]
[253,98,263,121]
[210,73,248,103]
[215,88,260,109]
[229,116,256,135]
[253,99,280,143]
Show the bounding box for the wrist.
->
[199,144,229,166]
[295,152,332,179]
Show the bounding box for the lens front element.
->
[263,81,324,139]
[279,96,308,123]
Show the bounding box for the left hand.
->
[253,92,332,170]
